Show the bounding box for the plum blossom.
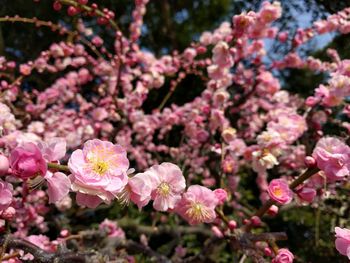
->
[68,139,129,208]
[267,179,293,205]
[312,137,350,181]
[335,227,350,259]
[175,185,219,225]
[149,162,186,211]
[272,248,294,263]
[0,179,12,212]
[252,149,279,173]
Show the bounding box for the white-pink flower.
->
[175,185,219,225]
[68,139,129,208]
[149,162,186,211]
[312,137,350,181]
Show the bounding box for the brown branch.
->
[0,235,91,263]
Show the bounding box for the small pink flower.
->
[312,137,350,181]
[26,235,55,252]
[267,179,293,205]
[272,248,294,263]
[149,162,186,211]
[0,180,12,212]
[175,185,219,225]
[68,139,129,208]
[335,227,350,259]
[99,219,125,238]
[10,143,47,180]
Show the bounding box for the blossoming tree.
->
[0,0,350,262]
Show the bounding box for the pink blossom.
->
[213,188,228,205]
[149,162,186,211]
[312,137,350,181]
[44,171,71,204]
[267,179,293,205]
[26,235,55,252]
[175,185,219,225]
[10,143,47,180]
[259,1,282,24]
[0,154,9,176]
[0,180,12,212]
[335,227,350,259]
[68,139,129,207]
[272,248,294,263]
[37,137,66,162]
[99,219,125,238]
[296,187,316,203]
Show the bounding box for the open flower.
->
[335,227,350,259]
[68,139,129,208]
[267,179,293,205]
[148,162,186,211]
[175,185,219,225]
[312,137,350,181]
[272,248,294,263]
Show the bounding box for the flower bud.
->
[211,226,224,238]
[304,156,316,168]
[1,207,15,221]
[228,220,237,230]
[267,205,279,216]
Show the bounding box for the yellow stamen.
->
[186,202,211,222]
[92,160,109,175]
[157,182,171,196]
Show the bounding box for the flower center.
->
[186,202,211,222]
[157,182,171,196]
[273,187,283,197]
[92,160,109,175]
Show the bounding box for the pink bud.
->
[264,247,272,257]
[250,216,262,226]
[267,205,279,216]
[243,219,251,225]
[228,220,237,230]
[53,1,62,11]
[1,207,15,221]
[211,226,224,238]
[67,6,78,16]
[304,156,316,168]
[60,229,69,237]
[196,46,206,54]
[0,155,9,176]
[78,0,88,4]
[305,96,318,107]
